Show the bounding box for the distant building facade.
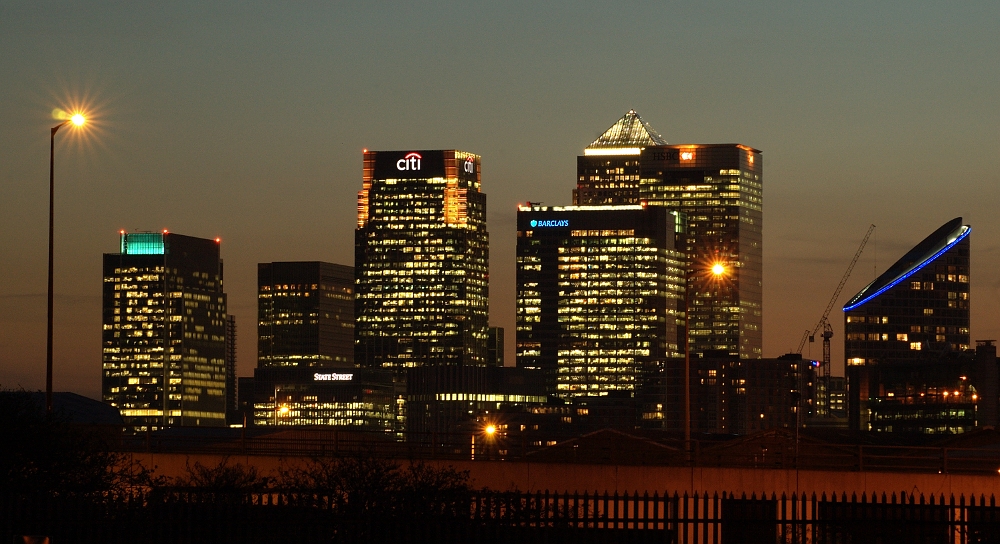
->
[251,367,395,429]
[405,365,547,435]
[843,218,972,431]
[102,232,228,432]
[355,150,489,373]
[515,205,686,400]
[257,261,355,368]
[244,261,363,427]
[664,353,806,435]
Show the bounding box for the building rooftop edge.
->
[843,218,970,311]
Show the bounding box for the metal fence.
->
[4,489,999,544]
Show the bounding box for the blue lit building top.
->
[120,232,165,255]
[843,218,971,311]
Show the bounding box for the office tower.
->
[257,262,355,368]
[248,261,365,427]
[974,340,998,428]
[355,150,489,373]
[515,205,686,398]
[405,365,547,435]
[574,110,667,206]
[843,217,972,430]
[844,218,971,365]
[666,353,806,434]
[256,367,395,429]
[639,143,763,359]
[102,232,227,432]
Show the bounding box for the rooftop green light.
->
[120,232,165,255]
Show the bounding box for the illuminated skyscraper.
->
[102,232,228,432]
[355,150,489,373]
[257,261,355,368]
[515,205,686,398]
[244,261,367,428]
[574,110,667,206]
[573,113,763,360]
[638,144,763,359]
[843,217,971,431]
[843,218,971,365]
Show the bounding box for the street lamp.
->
[47,112,86,413]
[684,261,728,459]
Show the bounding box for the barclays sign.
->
[530,219,569,228]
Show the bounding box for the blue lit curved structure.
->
[843,218,971,311]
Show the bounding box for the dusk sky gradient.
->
[2,1,998,400]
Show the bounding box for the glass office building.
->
[843,217,971,365]
[355,150,490,373]
[102,232,228,432]
[843,217,972,431]
[571,112,763,360]
[252,368,395,429]
[241,261,363,427]
[639,143,763,359]
[515,205,686,398]
[258,261,355,368]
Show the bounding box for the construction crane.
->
[797,224,876,378]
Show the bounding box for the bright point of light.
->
[485,424,496,435]
[215,237,221,243]
[71,114,86,126]
[711,263,726,276]
[279,405,289,414]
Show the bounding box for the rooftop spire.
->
[585,110,667,155]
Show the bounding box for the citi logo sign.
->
[396,152,422,171]
[463,156,475,174]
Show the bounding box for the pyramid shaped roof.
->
[585,110,667,154]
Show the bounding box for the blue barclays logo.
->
[530,219,569,228]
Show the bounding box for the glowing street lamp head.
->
[484,424,496,436]
[70,113,86,127]
[711,263,726,276]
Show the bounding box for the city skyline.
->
[2,2,999,401]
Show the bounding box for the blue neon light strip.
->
[843,226,970,311]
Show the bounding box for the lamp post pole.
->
[47,120,69,414]
[48,114,86,413]
[683,283,692,458]
[683,262,727,463]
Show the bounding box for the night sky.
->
[2,1,998,400]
